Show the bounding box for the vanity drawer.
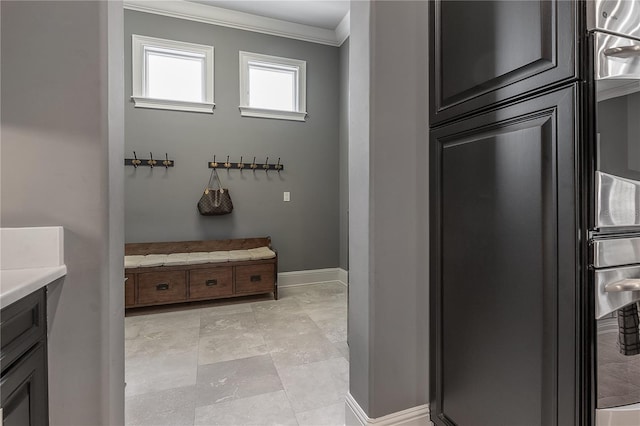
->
[189,268,233,300]
[0,288,46,373]
[235,264,275,294]
[137,271,186,305]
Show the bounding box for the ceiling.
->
[190,0,350,30]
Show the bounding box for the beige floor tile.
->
[256,312,323,341]
[295,402,345,426]
[194,390,297,426]
[266,331,343,369]
[334,341,349,360]
[251,297,305,320]
[198,330,269,365]
[126,309,201,334]
[125,352,198,397]
[200,312,259,335]
[125,386,197,426]
[194,354,283,406]
[126,327,200,359]
[278,358,349,413]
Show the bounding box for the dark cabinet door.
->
[430,0,577,125]
[430,86,578,426]
[1,343,49,426]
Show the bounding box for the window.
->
[239,51,307,121]
[131,35,214,113]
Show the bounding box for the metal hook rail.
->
[207,155,283,172]
[125,151,174,168]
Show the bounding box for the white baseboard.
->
[278,268,348,288]
[345,393,432,426]
[338,268,349,287]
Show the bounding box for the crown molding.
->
[124,0,349,47]
[335,10,350,46]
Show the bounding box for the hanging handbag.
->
[197,168,234,215]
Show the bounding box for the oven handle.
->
[604,45,640,58]
[605,279,640,292]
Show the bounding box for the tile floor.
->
[125,281,349,426]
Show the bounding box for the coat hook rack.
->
[125,151,175,168]
[208,155,284,171]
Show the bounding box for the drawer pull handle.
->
[250,275,262,282]
[206,279,218,286]
[156,283,170,291]
[605,279,640,292]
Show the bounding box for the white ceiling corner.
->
[123,0,350,47]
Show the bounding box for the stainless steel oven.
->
[594,30,640,230]
[592,236,640,425]
[590,2,640,424]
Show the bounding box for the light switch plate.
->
[284,192,290,202]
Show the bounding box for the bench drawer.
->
[138,271,186,305]
[125,274,136,307]
[235,264,275,294]
[189,268,233,300]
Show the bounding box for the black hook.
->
[264,157,270,173]
[251,156,257,172]
[211,155,218,168]
[132,151,141,168]
[225,155,231,169]
[148,152,157,168]
[276,157,281,173]
[163,153,171,168]
[238,156,244,170]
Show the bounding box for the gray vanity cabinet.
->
[0,288,49,426]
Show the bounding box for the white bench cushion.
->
[124,255,145,268]
[248,247,276,260]
[186,252,213,265]
[228,250,252,261]
[125,246,273,268]
[164,253,190,266]
[138,254,167,267]
[207,251,231,263]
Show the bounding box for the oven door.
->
[593,236,640,424]
[595,32,640,230]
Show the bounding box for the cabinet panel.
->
[189,267,233,300]
[0,289,46,373]
[0,343,49,426]
[430,0,577,124]
[430,87,577,425]
[137,271,186,305]
[235,264,275,294]
[125,274,135,307]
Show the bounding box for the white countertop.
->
[0,266,67,309]
[0,226,66,309]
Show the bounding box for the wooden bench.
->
[124,237,278,309]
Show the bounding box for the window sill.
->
[132,96,215,114]
[239,106,307,122]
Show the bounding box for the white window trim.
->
[239,51,307,122]
[131,34,215,113]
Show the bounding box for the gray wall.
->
[1,1,125,425]
[124,11,342,273]
[348,0,429,419]
[348,0,372,415]
[339,39,350,270]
